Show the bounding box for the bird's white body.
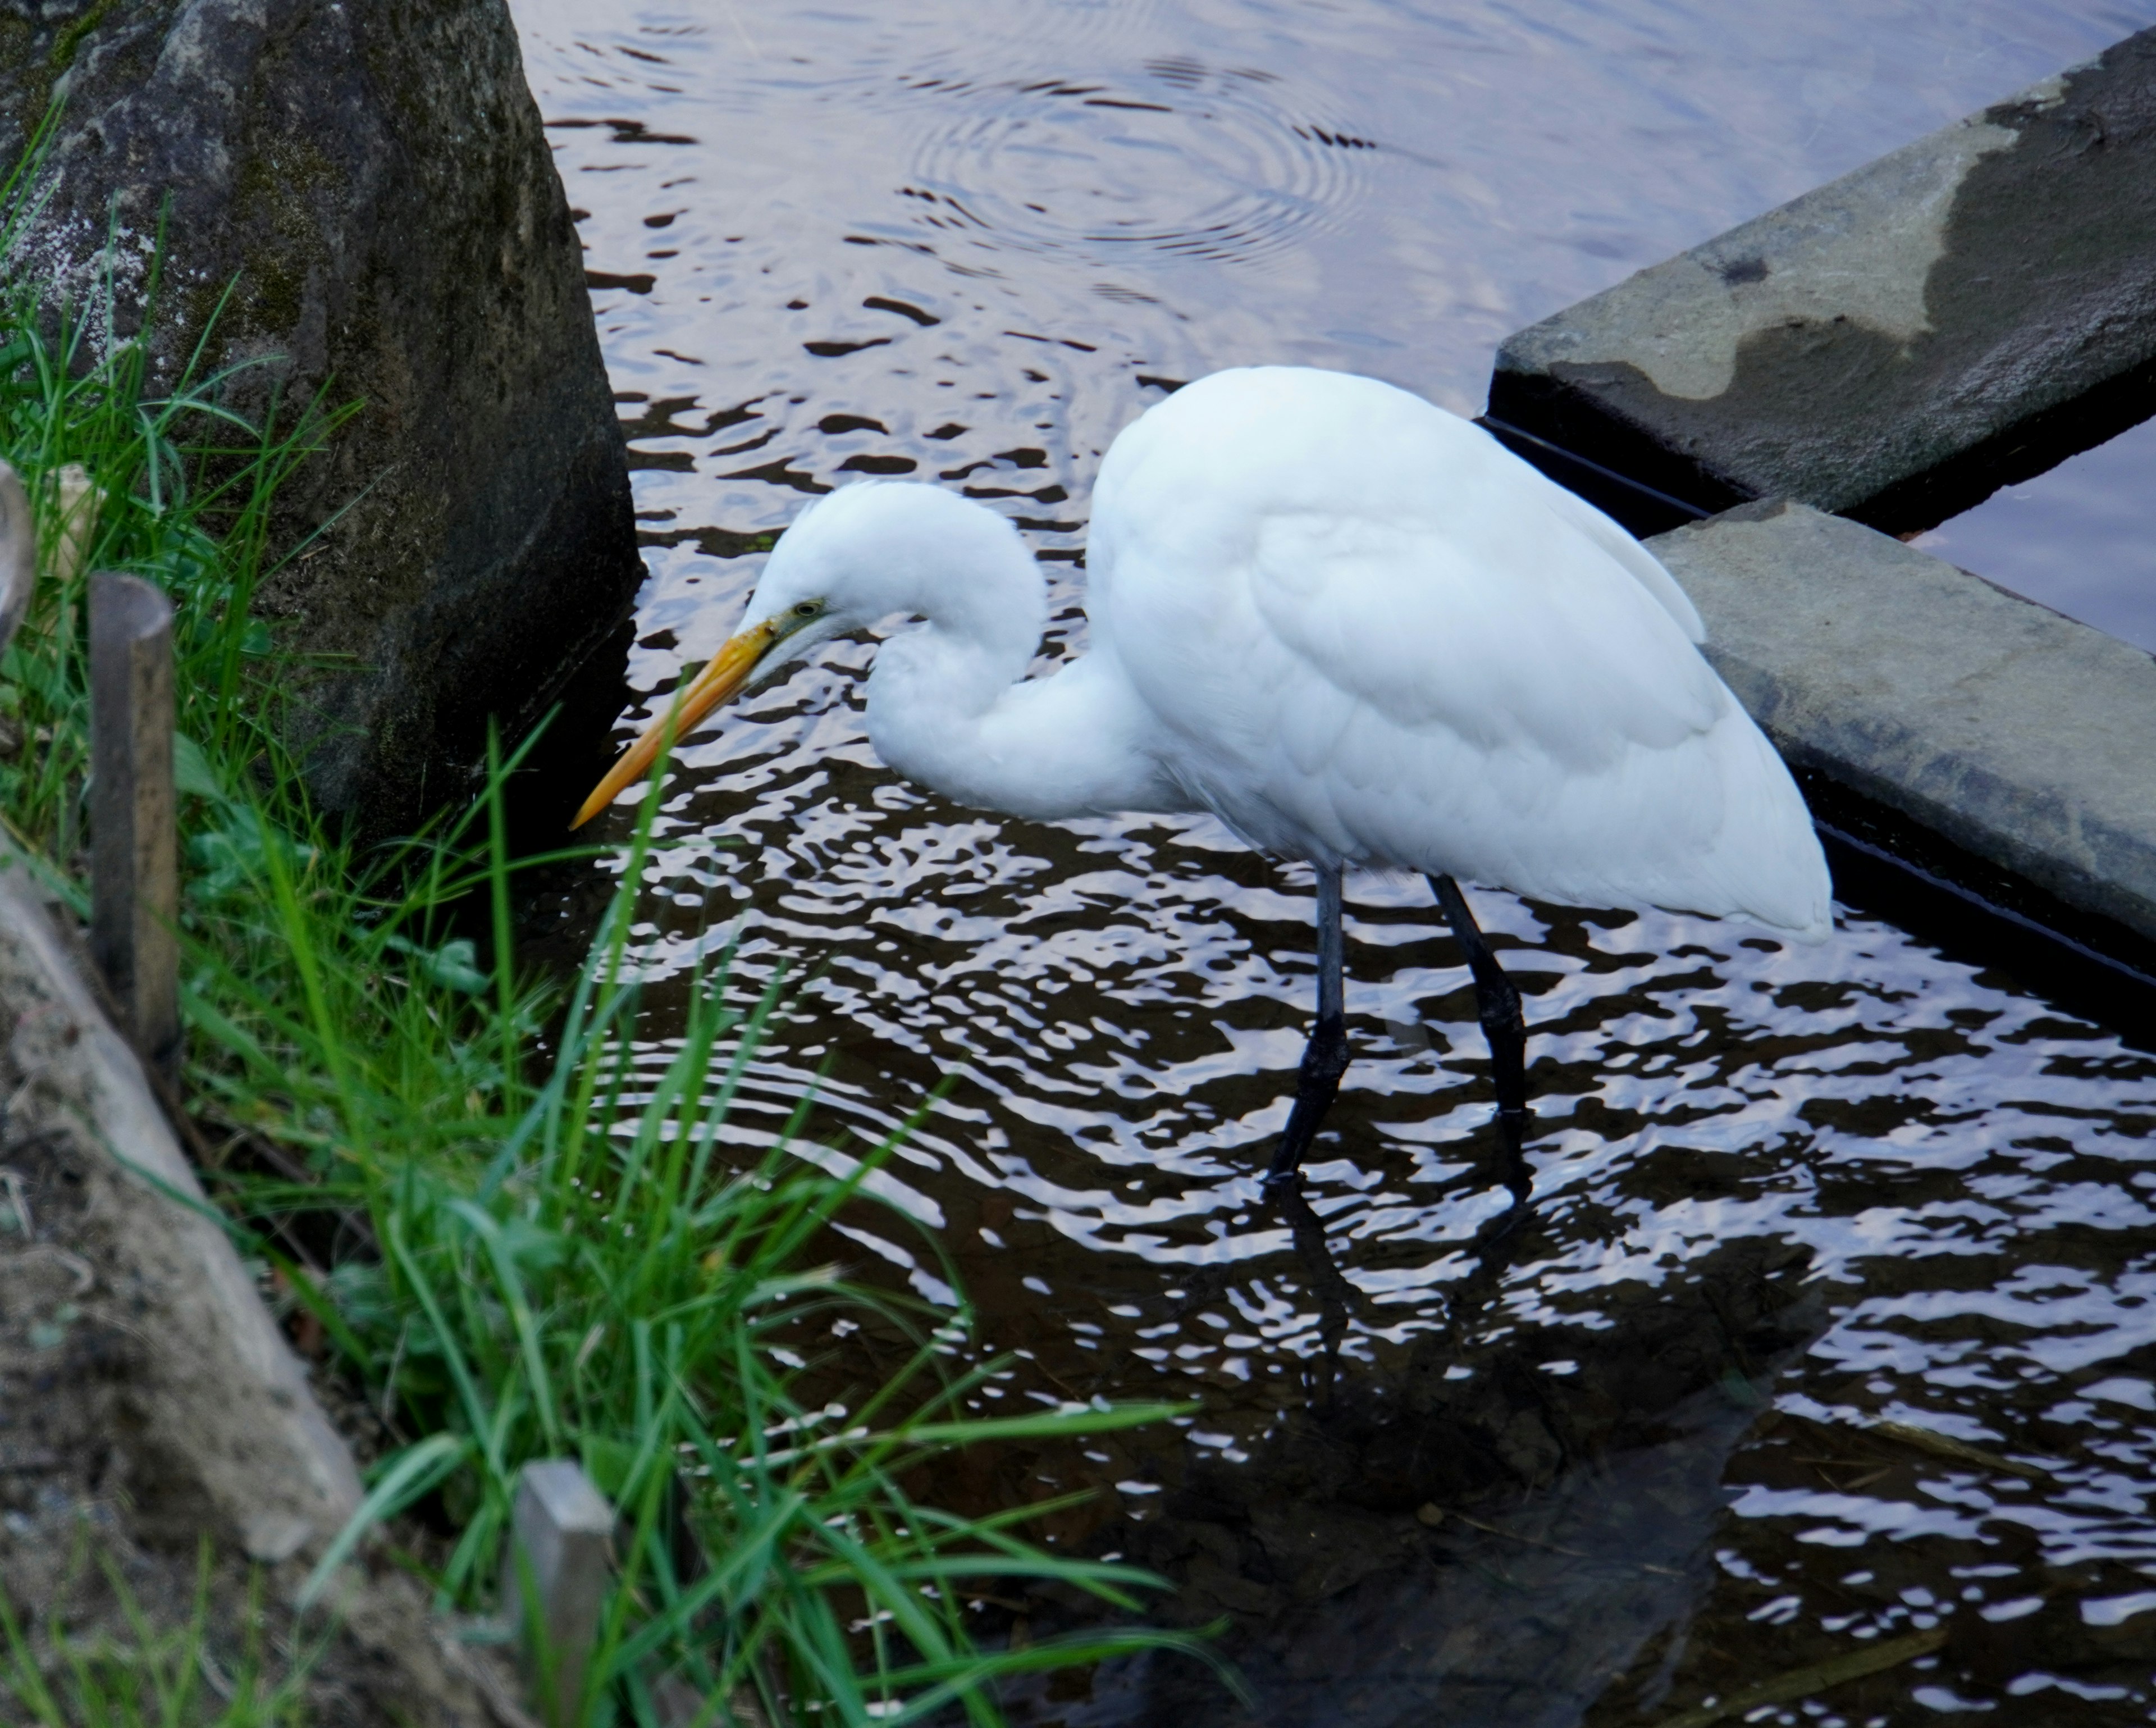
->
[747,367,1829,940]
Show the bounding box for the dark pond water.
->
[1914,416,2156,656]
[511,3,2156,1721]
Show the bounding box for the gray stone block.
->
[1493,29,2156,537]
[1647,501,2156,946]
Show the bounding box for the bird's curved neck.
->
[847,501,1176,822]
[854,501,1042,728]
[869,600,1036,755]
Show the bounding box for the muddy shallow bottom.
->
[510,0,2156,1718]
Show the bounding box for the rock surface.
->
[0,0,641,835]
[1490,28,2156,537]
[0,846,520,1724]
[1648,500,2156,949]
[0,844,361,1563]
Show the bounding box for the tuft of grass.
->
[0,140,1219,1727]
[0,1543,314,1728]
[291,783,1210,1726]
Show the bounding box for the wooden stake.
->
[505,1459,614,1727]
[90,572,180,1084]
[0,463,31,660]
[48,464,100,589]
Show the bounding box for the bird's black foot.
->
[1261,1015,1350,1188]
[1262,1011,1356,1404]
[1496,1105,1532,1210]
[1263,865,1350,1190]
[1429,873,1535,1211]
[1259,865,1356,1402]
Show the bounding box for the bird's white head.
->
[747,479,1039,649]
[573,481,1043,827]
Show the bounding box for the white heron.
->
[575,367,1830,1212]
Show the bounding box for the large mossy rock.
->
[1,0,640,835]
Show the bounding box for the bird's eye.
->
[793,600,821,618]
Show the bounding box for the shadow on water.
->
[1008,1234,1823,1727]
[506,0,2156,1718]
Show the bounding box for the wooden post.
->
[0,463,31,661]
[504,1459,614,1727]
[90,572,181,1084]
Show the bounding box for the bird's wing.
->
[1246,507,1725,768]
[1104,501,1825,932]
[1535,480,1706,643]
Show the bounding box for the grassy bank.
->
[0,233,1204,1721]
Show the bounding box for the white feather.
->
[740,366,1831,940]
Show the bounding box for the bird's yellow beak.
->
[571,616,784,828]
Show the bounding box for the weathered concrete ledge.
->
[1648,502,2156,951]
[1492,27,2156,537]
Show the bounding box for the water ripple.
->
[516,0,2156,1717]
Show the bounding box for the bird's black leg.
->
[1260,865,1355,1399]
[1261,865,1348,1194]
[1428,874,1532,1209]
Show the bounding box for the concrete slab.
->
[1492,29,2156,537]
[1647,501,2156,952]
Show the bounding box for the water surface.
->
[511,3,2156,1719]
[1915,416,2156,655]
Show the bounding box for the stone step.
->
[1646,501,2156,1006]
[1490,28,2156,539]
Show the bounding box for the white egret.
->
[576,367,1830,1211]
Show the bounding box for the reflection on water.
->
[1913,415,2156,655]
[511,0,2156,1718]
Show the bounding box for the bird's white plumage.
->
[738,367,1830,938]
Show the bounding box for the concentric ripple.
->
[902,57,1369,268]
